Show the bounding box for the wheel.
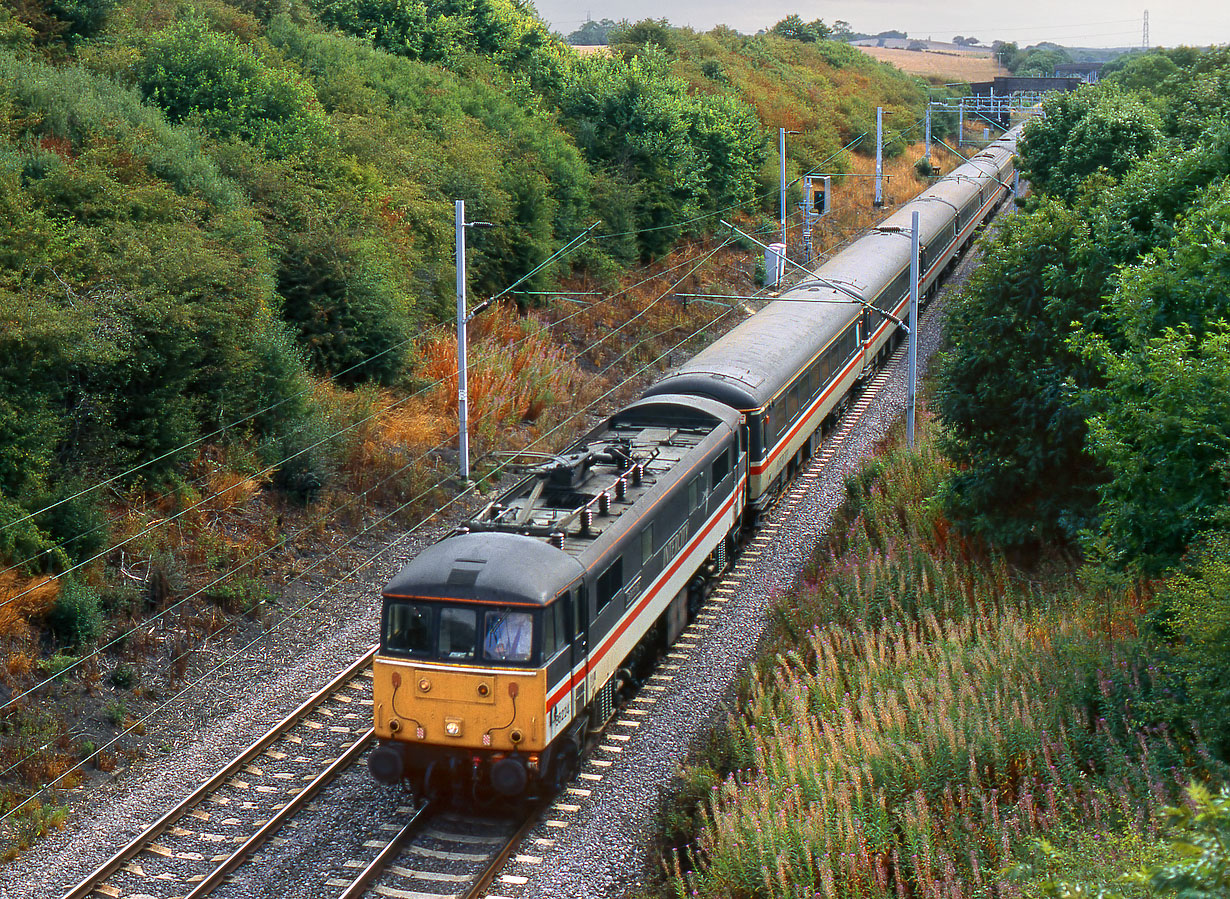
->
[549,739,580,790]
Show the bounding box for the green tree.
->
[1020,89,1163,203]
[770,15,830,43]
[1098,179,1230,346]
[1102,51,1180,93]
[1083,185,1230,572]
[312,0,432,57]
[935,200,1108,548]
[1086,326,1230,573]
[135,18,333,158]
[609,18,675,57]
[1012,46,1071,76]
[830,20,854,42]
[564,18,617,45]
[1088,124,1230,269]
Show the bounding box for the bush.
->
[109,662,135,689]
[1015,783,1230,898]
[46,577,102,648]
[36,651,76,678]
[1148,534,1230,758]
[32,488,105,568]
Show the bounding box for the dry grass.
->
[787,139,971,256]
[857,46,1005,82]
[0,572,59,640]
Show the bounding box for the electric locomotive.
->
[368,395,745,798]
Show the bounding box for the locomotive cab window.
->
[712,448,730,486]
[440,607,477,661]
[484,609,533,662]
[382,600,538,666]
[385,602,433,656]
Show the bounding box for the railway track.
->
[329,800,545,899]
[60,643,548,899]
[62,650,378,899]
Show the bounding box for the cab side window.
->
[543,599,568,659]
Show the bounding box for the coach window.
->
[597,557,623,611]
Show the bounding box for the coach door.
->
[859,306,873,366]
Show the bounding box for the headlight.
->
[444,718,462,737]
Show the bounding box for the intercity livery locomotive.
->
[368,396,745,798]
[368,125,1022,798]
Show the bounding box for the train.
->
[366,125,1022,800]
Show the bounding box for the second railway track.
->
[63,650,378,899]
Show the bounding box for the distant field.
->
[857,46,1005,81]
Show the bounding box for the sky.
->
[533,1,1230,49]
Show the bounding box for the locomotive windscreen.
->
[383,599,538,666]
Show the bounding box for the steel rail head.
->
[182,728,376,899]
[463,800,552,899]
[61,646,377,899]
[334,800,437,899]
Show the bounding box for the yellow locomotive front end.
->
[368,533,586,799]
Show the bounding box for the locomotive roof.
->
[382,395,739,604]
[383,532,584,606]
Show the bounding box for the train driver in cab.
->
[484,610,533,662]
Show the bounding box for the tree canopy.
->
[935,48,1230,574]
